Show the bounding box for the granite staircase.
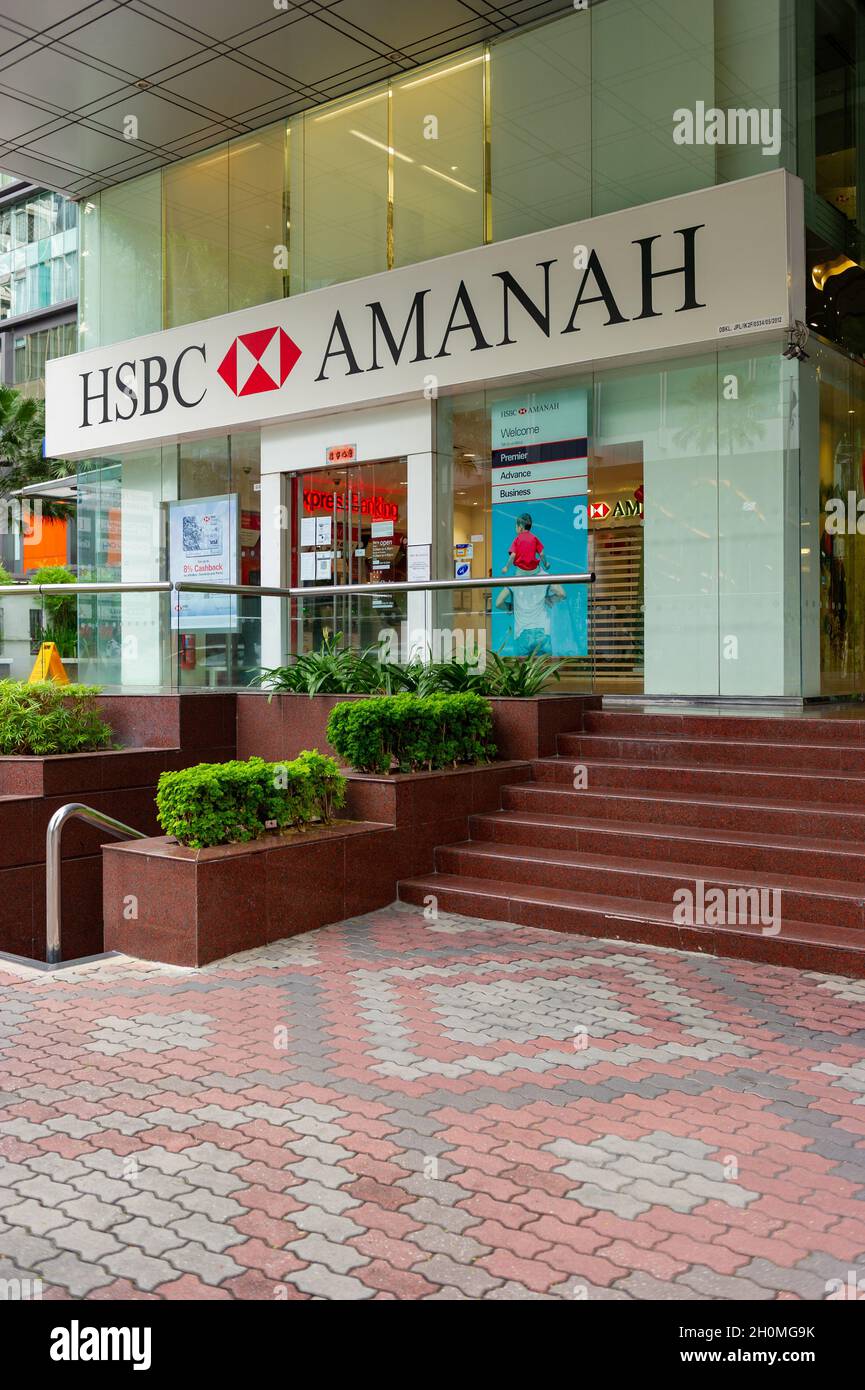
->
[398,708,865,976]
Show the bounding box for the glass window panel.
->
[78,196,100,351]
[228,123,287,311]
[595,356,719,695]
[591,0,715,215]
[298,87,388,292]
[164,147,229,327]
[99,171,161,345]
[491,16,590,241]
[392,51,485,266]
[714,0,794,183]
[813,0,857,222]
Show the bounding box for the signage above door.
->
[46,170,804,460]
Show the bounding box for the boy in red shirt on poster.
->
[501,513,550,576]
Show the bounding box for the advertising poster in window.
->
[169,494,239,632]
[490,387,589,657]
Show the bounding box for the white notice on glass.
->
[407,544,431,583]
[300,517,317,547]
[316,516,332,546]
[316,555,332,580]
[300,552,316,581]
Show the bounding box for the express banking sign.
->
[45,170,801,460]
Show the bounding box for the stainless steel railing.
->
[0,574,594,598]
[46,804,146,964]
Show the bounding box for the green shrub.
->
[156,752,346,849]
[291,748,347,822]
[0,680,114,755]
[32,564,78,658]
[326,692,496,774]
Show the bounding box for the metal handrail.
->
[46,804,147,965]
[175,573,595,600]
[0,575,593,599]
[0,581,172,596]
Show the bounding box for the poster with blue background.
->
[491,387,589,657]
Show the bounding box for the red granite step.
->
[396,873,865,976]
[502,780,865,841]
[532,755,865,806]
[434,840,865,930]
[468,808,865,883]
[558,731,863,772]
[583,708,865,745]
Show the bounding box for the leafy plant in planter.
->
[32,564,78,659]
[485,650,566,696]
[251,633,381,696]
[253,637,564,698]
[0,680,114,755]
[157,751,346,849]
[326,692,496,773]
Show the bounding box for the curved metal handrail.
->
[46,803,147,964]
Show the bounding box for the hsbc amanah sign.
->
[46,171,803,459]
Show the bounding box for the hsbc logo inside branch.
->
[46,171,798,458]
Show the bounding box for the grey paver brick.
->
[171,1212,242,1254]
[289,1233,367,1274]
[14,1174,78,1206]
[406,1224,491,1262]
[400,1198,479,1233]
[284,1264,375,1300]
[111,1217,185,1258]
[50,1219,124,1264]
[616,1271,708,1300]
[172,1188,247,1222]
[102,1247,181,1292]
[4,1199,71,1236]
[59,1194,130,1232]
[679,1265,775,1300]
[288,1181,359,1215]
[412,1253,502,1297]
[38,1252,114,1298]
[290,1207,365,1241]
[163,1240,245,1285]
[619,1179,702,1213]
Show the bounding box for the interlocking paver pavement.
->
[1,903,865,1300]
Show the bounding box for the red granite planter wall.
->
[104,820,400,967]
[487,695,601,760]
[102,759,534,966]
[344,761,533,878]
[0,693,237,964]
[236,691,599,763]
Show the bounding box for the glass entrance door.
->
[292,457,408,655]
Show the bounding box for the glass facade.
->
[0,189,77,322]
[63,0,865,700]
[78,0,821,351]
[13,319,77,395]
[437,346,801,699]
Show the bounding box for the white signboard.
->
[45,171,804,460]
[169,494,238,632]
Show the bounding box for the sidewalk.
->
[1,904,863,1300]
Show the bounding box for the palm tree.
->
[0,385,74,521]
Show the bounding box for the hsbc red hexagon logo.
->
[217,326,301,396]
[589,501,611,520]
